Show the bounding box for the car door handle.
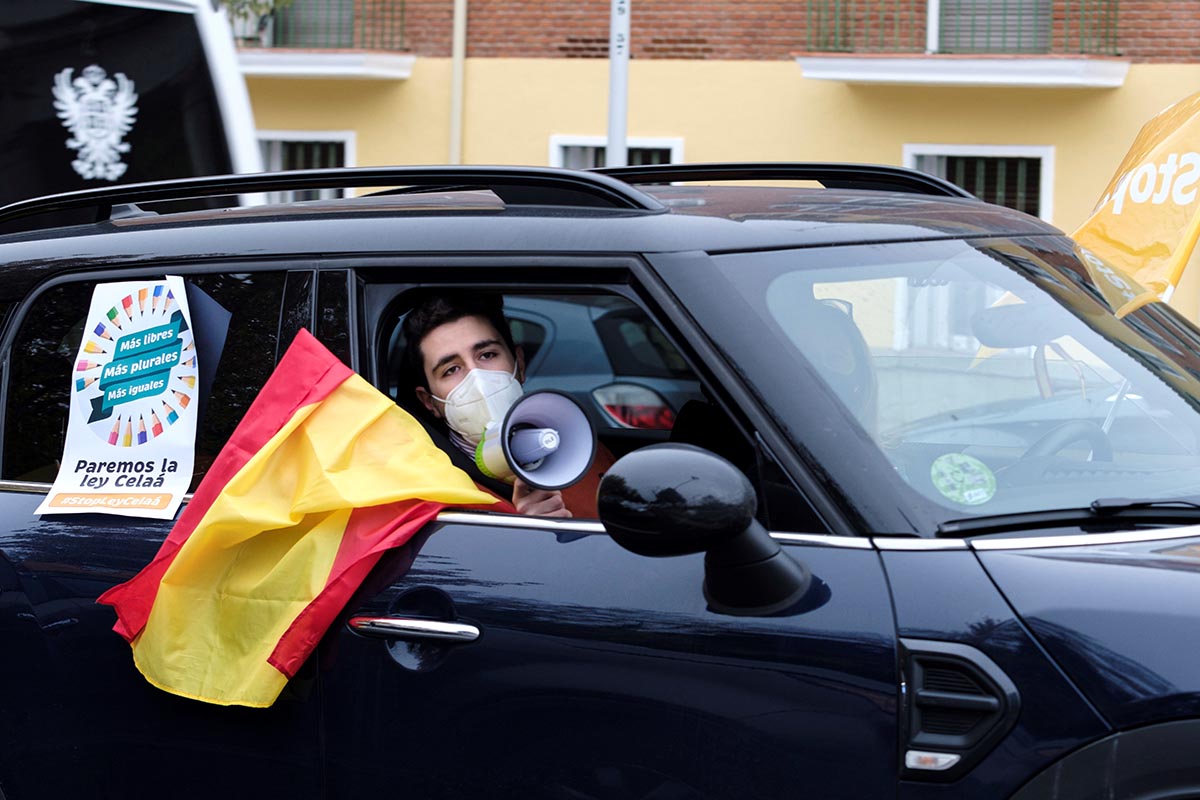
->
[347,615,480,643]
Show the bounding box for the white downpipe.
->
[449,0,468,164]
[926,0,941,54]
[606,0,630,168]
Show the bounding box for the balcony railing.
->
[804,0,1118,56]
[267,0,406,51]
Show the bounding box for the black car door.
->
[318,269,901,799]
[0,268,322,800]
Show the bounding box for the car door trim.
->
[434,510,873,547]
[873,537,969,551]
[970,524,1200,551]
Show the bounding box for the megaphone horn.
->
[475,390,597,491]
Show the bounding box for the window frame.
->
[547,135,685,168]
[903,142,1055,222]
[257,129,357,202]
[350,261,826,532]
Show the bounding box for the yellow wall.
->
[247,59,1200,317]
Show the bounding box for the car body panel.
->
[978,531,1200,729]
[0,489,323,798]
[882,548,1109,797]
[320,520,898,799]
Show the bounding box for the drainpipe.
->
[926,0,940,54]
[449,0,467,164]
[606,0,630,168]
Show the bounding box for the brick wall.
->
[399,0,1200,62]
[1118,0,1200,61]
[403,1,812,59]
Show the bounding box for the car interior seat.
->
[784,298,878,436]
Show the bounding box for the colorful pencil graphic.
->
[105,307,123,329]
[108,417,121,445]
[121,295,134,320]
[151,284,164,312]
[137,417,148,445]
[138,287,148,313]
[150,411,164,437]
[122,419,133,447]
[163,402,179,425]
[84,340,106,355]
[181,356,195,368]
[93,322,113,341]
[76,360,101,371]
[179,375,197,388]
[172,390,191,408]
[76,376,97,391]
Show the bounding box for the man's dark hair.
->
[400,289,516,393]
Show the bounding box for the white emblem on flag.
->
[52,65,139,181]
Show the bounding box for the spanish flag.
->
[98,329,496,707]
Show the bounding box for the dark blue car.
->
[2,163,1200,799]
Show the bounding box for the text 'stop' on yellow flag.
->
[1073,91,1200,312]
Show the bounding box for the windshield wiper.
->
[936,497,1200,537]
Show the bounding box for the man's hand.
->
[512,477,572,517]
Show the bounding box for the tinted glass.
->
[3,272,286,489]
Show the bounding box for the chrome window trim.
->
[772,532,874,549]
[873,537,969,551]
[0,480,51,494]
[435,511,874,547]
[435,510,606,534]
[970,524,1200,551]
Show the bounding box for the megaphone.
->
[475,389,597,490]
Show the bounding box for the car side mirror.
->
[597,443,812,616]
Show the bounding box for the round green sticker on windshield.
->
[930,453,996,506]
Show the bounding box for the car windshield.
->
[710,237,1200,520]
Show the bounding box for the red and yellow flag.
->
[98,329,496,707]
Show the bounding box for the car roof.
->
[0,164,1063,273]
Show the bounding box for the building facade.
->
[238,0,1200,316]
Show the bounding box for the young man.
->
[401,291,612,518]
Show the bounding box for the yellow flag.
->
[1073,91,1200,316]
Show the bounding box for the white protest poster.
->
[36,276,197,519]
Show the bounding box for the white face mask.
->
[432,365,523,445]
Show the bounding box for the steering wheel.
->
[1021,420,1114,462]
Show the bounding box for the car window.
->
[507,316,547,365]
[594,311,694,380]
[709,239,1200,520]
[3,271,287,490]
[375,286,825,530]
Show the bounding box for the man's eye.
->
[480,350,498,361]
[442,365,459,378]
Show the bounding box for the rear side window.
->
[594,311,692,379]
[3,271,287,489]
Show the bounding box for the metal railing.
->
[268,0,406,51]
[804,0,1119,55]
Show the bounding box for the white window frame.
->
[547,135,685,168]
[903,143,1055,223]
[257,129,357,168]
[256,129,357,201]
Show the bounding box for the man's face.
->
[415,314,524,418]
